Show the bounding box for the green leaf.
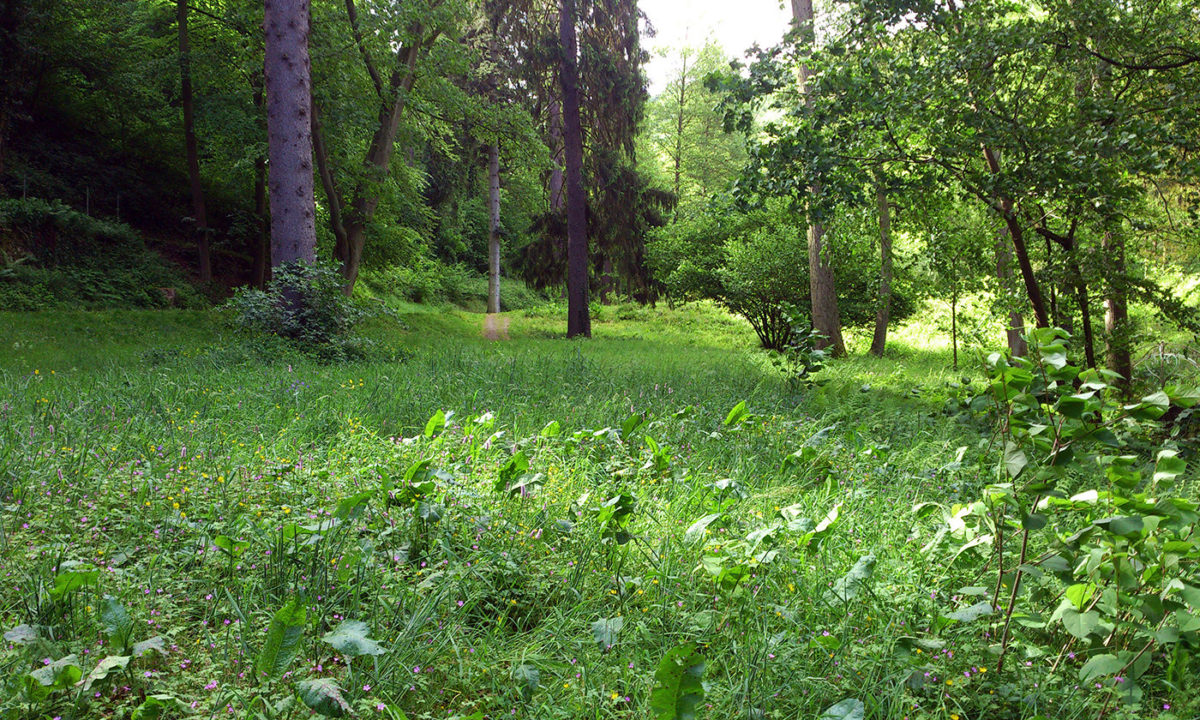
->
[1003,441,1027,479]
[4,624,40,645]
[132,636,167,657]
[943,601,993,622]
[214,534,251,558]
[49,565,99,599]
[820,698,865,720]
[496,452,529,493]
[24,654,81,701]
[255,599,306,683]
[1065,583,1096,611]
[423,409,450,438]
[684,514,723,544]
[649,643,706,720]
[513,663,540,702]
[540,420,561,437]
[99,595,133,652]
[723,400,749,427]
[297,678,351,717]
[591,616,624,650]
[332,491,372,520]
[621,412,647,440]
[1154,450,1187,484]
[131,694,185,720]
[1061,609,1100,640]
[1094,516,1144,539]
[80,654,130,691]
[1079,654,1124,683]
[827,554,876,602]
[322,619,386,658]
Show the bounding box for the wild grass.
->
[0,303,1191,720]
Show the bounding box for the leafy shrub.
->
[649,195,915,349]
[224,261,369,360]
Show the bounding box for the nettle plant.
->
[920,328,1200,712]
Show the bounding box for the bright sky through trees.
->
[640,0,792,93]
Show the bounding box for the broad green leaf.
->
[80,654,130,691]
[820,698,865,720]
[255,599,307,682]
[131,694,185,720]
[1061,609,1100,640]
[649,643,706,720]
[1094,516,1144,539]
[943,601,993,622]
[827,554,876,602]
[1079,654,1124,683]
[322,619,386,658]
[1154,450,1186,484]
[423,409,450,438]
[332,492,372,520]
[132,636,167,657]
[723,401,749,427]
[496,452,529,493]
[684,514,722,544]
[591,616,624,650]
[540,420,561,437]
[297,678,351,717]
[50,565,99,599]
[4,624,39,645]
[99,595,134,651]
[1003,441,1027,479]
[1065,583,1096,611]
[513,663,540,702]
[25,654,81,701]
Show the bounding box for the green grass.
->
[0,303,1191,720]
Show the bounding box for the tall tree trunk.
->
[178,0,212,283]
[312,3,433,292]
[250,78,270,288]
[263,0,317,266]
[995,222,1027,356]
[560,0,590,338]
[791,0,844,355]
[869,183,892,356]
[672,49,688,208]
[982,149,1049,329]
[1103,225,1132,394]
[547,89,565,212]
[487,142,502,314]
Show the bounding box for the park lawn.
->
[0,304,1166,720]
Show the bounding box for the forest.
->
[1,0,1199,719]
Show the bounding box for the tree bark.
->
[672,48,689,207]
[791,0,844,355]
[263,0,317,266]
[487,142,502,314]
[560,0,590,338]
[995,221,1027,356]
[250,77,271,288]
[178,0,212,283]
[1102,225,1132,394]
[981,149,1049,329]
[547,89,565,212]
[869,183,892,356]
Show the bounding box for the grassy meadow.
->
[0,302,1195,720]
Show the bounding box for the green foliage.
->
[921,327,1200,710]
[225,260,370,359]
[0,198,202,311]
[649,644,706,720]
